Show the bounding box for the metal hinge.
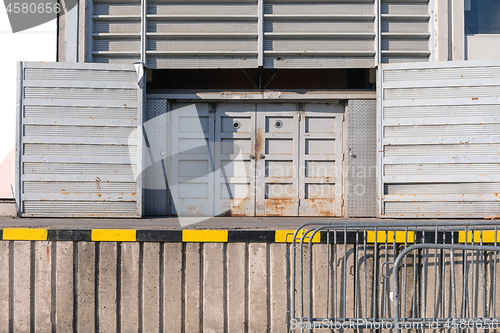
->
[298,198,301,206]
[342,113,345,122]
[341,198,344,207]
[298,114,302,121]
[342,153,345,161]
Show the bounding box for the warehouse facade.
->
[15,0,500,218]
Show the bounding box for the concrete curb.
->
[0,228,487,243]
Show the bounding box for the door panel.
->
[215,104,256,216]
[168,103,215,216]
[299,104,343,216]
[255,103,300,216]
[166,101,344,217]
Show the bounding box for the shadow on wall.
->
[0,148,14,198]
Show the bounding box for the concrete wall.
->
[0,234,498,332]
[0,240,295,332]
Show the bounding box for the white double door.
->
[168,102,343,217]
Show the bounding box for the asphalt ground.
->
[0,216,491,230]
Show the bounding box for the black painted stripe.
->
[0,228,468,244]
[228,230,275,243]
[136,230,182,242]
[47,229,92,242]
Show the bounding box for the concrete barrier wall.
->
[0,240,299,332]
[1,229,499,332]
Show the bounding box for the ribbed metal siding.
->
[17,62,142,217]
[380,0,431,63]
[264,0,376,68]
[146,0,259,69]
[90,0,142,64]
[86,0,434,68]
[378,60,500,218]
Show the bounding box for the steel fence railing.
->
[289,222,500,333]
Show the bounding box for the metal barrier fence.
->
[289,222,500,332]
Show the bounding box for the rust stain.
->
[255,128,263,158]
[96,176,102,197]
[265,199,293,216]
[185,204,203,216]
[472,98,479,101]
[229,199,250,217]
[46,246,50,264]
[307,199,335,216]
[61,189,66,192]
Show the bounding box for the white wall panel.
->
[378,60,500,218]
[17,62,143,217]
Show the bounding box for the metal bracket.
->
[382,261,393,278]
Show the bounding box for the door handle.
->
[250,155,255,159]
[259,154,265,159]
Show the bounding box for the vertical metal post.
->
[85,0,94,62]
[451,230,457,333]
[141,0,147,66]
[138,0,147,216]
[343,227,347,320]
[372,227,378,322]
[374,0,381,65]
[325,231,330,318]
[15,62,23,216]
[432,226,438,320]
[494,225,498,317]
[375,67,384,217]
[429,0,436,61]
[257,0,264,67]
[402,227,408,320]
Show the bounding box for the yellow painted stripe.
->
[91,229,136,242]
[275,230,321,243]
[367,231,414,244]
[459,230,499,243]
[182,230,228,242]
[3,228,48,241]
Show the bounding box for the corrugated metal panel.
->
[86,0,435,68]
[17,62,142,217]
[146,0,258,69]
[378,60,500,218]
[346,100,377,217]
[264,0,376,68]
[90,0,141,64]
[380,0,431,63]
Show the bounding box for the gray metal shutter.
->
[264,0,376,68]
[86,0,434,68]
[89,0,142,64]
[378,60,500,218]
[146,1,259,69]
[16,62,143,217]
[380,0,432,63]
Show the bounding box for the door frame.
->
[147,90,376,217]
